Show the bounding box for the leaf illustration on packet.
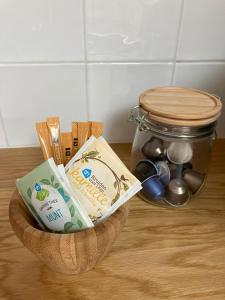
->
[40,179,51,185]
[69,205,75,217]
[64,221,73,232]
[27,187,32,199]
[58,187,70,203]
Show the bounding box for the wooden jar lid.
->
[139,87,222,126]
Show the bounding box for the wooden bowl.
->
[9,191,129,275]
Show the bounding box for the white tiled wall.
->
[0,0,85,62]
[0,0,224,147]
[177,0,225,60]
[0,64,87,146]
[86,0,182,61]
[88,63,173,142]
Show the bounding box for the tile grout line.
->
[0,107,9,147]
[171,0,185,85]
[0,60,225,66]
[172,60,225,64]
[82,0,90,120]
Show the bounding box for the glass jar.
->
[130,87,222,207]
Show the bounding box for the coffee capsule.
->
[183,162,193,171]
[141,175,165,200]
[167,141,193,164]
[165,178,190,207]
[142,138,164,158]
[168,163,183,179]
[183,169,206,194]
[168,163,177,179]
[155,161,170,186]
[133,160,158,182]
[176,164,184,179]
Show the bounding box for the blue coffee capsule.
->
[133,160,158,182]
[141,175,165,200]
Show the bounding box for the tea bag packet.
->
[65,136,142,223]
[16,158,93,233]
[47,117,64,165]
[57,164,96,225]
[95,137,142,222]
[91,122,104,138]
[57,164,72,191]
[61,132,73,165]
[57,164,78,198]
[72,122,79,156]
[77,122,91,149]
[36,122,53,160]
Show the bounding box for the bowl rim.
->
[9,190,128,238]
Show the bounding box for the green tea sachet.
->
[16,158,93,233]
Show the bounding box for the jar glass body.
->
[130,109,215,207]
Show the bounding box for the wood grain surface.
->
[1,141,225,300]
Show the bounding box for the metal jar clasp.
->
[128,106,150,131]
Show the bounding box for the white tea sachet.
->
[65,136,142,223]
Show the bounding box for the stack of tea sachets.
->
[16,136,142,233]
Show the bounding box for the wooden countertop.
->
[1,141,225,300]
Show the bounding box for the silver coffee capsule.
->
[183,169,206,194]
[165,178,190,207]
[142,138,164,158]
[167,141,193,164]
[155,161,170,186]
